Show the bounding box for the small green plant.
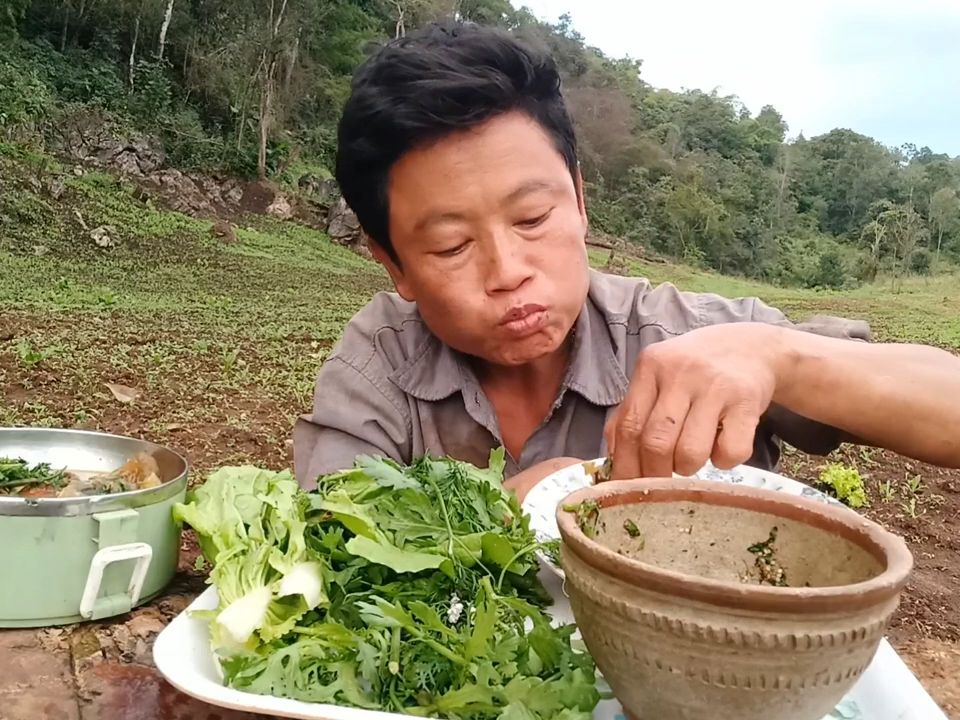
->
[13,337,55,367]
[858,447,878,467]
[816,463,869,509]
[900,497,922,519]
[877,479,896,503]
[905,475,924,496]
[191,339,211,354]
[221,347,242,374]
[95,287,118,307]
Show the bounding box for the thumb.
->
[603,406,620,461]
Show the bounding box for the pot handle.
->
[80,508,155,621]
[79,542,154,620]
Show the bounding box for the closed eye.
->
[516,209,553,230]
[435,241,470,258]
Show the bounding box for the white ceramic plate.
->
[154,460,946,720]
[154,566,947,720]
[521,458,845,578]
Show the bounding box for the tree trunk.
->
[60,6,70,52]
[257,60,276,180]
[128,14,140,90]
[283,31,300,94]
[937,226,944,264]
[394,0,406,38]
[158,0,174,61]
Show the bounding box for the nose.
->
[483,230,534,295]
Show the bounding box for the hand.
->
[605,323,787,480]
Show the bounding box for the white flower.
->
[446,593,465,625]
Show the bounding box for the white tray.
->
[154,460,949,720]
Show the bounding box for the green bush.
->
[128,60,174,123]
[910,248,932,275]
[808,247,848,289]
[0,57,53,133]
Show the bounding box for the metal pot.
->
[0,428,189,627]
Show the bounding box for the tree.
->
[156,0,173,60]
[1,0,30,35]
[861,202,929,289]
[929,187,960,263]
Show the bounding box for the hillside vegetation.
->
[2,0,960,291]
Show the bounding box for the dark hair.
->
[335,21,579,262]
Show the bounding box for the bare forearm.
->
[773,329,960,467]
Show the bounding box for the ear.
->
[368,238,416,302]
[574,163,589,238]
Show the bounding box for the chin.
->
[490,331,565,366]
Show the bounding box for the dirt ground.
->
[2,303,960,717]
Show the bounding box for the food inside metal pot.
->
[0,452,163,498]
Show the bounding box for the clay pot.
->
[557,478,913,720]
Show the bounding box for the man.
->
[293,21,960,497]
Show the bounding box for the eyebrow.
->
[413,180,558,232]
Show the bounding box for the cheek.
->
[406,273,490,335]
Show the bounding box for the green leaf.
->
[314,493,379,538]
[465,581,497,660]
[408,601,454,636]
[345,535,446,573]
[355,455,422,490]
[481,532,524,572]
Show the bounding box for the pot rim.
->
[0,427,189,517]
[557,477,914,614]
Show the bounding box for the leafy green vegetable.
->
[175,450,599,719]
[817,463,869,508]
[0,457,67,493]
[562,500,602,538]
[541,539,562,567]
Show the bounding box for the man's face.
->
[378,111,590,367]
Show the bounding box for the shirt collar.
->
[389,295,629,408]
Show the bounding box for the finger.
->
[712,403,761,469]
[603,406,620,460]
[639,392,693,478]
[674,395,725,476]
[611,375,660,481]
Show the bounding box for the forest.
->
[2,0,959,288]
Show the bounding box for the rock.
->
[209,219,236,243]
[46,176,66,200]
[327,196,362,248]
[0,630,79,720]
[90,225,121,249]
[73,166,84,177]
[298,175,339,205]
[221,179,244,206]
[146,169,211,215]
[266,193,293,219]
[95,137,166,177]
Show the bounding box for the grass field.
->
[4,144,960,469]
[4,146,960,710]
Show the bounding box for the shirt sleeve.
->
[696,292,872,465]
[292,355,411,490]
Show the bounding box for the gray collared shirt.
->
[293,270,870,488]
